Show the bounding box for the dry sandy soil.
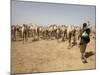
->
[11,34,96,74]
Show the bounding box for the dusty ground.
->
[11,35,96,74]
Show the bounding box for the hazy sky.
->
[11,1,96,26]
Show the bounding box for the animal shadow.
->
[32,38,39,42]
[85,51,95,58]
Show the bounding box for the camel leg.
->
[68,32,71,49]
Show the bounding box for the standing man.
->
[78,23,91,63]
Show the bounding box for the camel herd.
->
[11,24,82,47]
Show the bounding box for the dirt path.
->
[11,37,96,74]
